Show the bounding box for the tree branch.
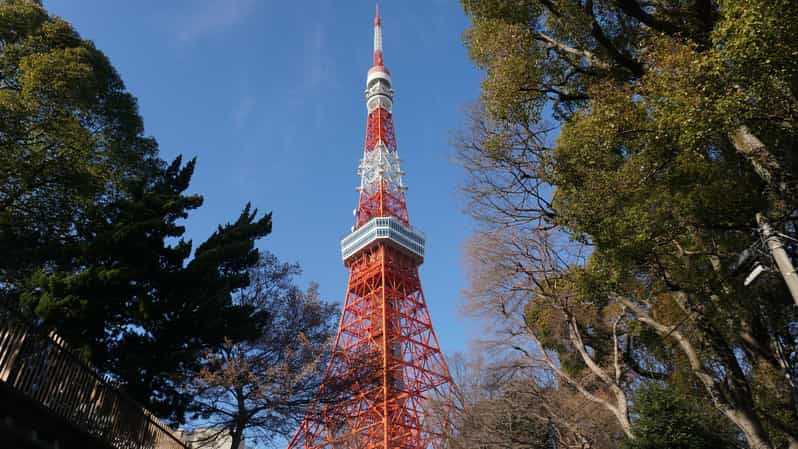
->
[534,32,612,72]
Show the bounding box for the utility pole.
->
[757,213,798,306]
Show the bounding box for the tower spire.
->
[373,1,384,68]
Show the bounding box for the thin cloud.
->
[284,18,336,110]
[303,21,334,90]
[176,0,256,43]
[233,96,256,129]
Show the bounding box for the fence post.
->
[0,326,27,382]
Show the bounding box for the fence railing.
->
[0,305,189,449]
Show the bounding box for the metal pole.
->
[757,213,798,306]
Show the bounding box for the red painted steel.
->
[285,5,453,449]
[286,244,453,449]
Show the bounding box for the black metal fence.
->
[0,305,189,449]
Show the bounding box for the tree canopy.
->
[459,1,798,448]
[623,383,737,449]
[0,0,271,422]
[187,254,338,449]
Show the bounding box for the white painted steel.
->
[341,216,425,262]
[357,142,405,196]
[367,69,391,86]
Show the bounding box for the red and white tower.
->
[286,4,454,449]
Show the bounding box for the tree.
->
[187,253,338,449]
[459,1,798,448]
[0,0,271,422]
[623,383,738,449]
[442,354,620,449]
[464,227,642,438]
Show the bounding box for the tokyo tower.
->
[285,4,454,449]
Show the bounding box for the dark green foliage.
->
[0,0,271,422]
[459,0,798,448]
[624,384,737,449]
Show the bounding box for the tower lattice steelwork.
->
[285,5,454,449]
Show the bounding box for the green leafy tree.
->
[624,383,738,449]
[459,1,798,448]
[0,0,271,422]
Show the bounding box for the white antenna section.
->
[357,141,406,197]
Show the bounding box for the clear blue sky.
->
[44,0,482,356]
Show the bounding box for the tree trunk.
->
[730,125,793,198]
[230,386,246,449]
[618,296,775,449]
[229,427,244,449]
[566,317,633,437]
[730,408,773,449]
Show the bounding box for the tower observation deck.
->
[285,4,454,449]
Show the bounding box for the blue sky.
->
[44,0,483,357]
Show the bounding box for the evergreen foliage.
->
[624,384,737,449]
[0,0,271,422]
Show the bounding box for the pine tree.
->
[0,0,271,422]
